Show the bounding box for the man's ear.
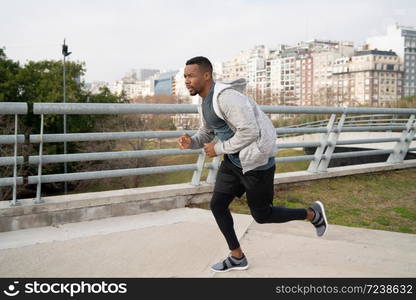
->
[203,72,211,81]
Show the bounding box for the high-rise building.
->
[268,51,282,106]
[246,45,270,104]
[109,79,154,99]
[332,56,353,106]
[312,42,355,106]
[367,23,416,96]
[296,51,314,106]
[154,70,178,95]
[352,50,403,106]
[222,50,249,82]
[331,50,404,106]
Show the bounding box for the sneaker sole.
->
[210,264,249,273]
[315,200,329,237]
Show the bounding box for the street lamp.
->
[62,39,71,194]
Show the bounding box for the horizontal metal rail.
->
[0,177,24,187]
[0,135,25,144]
[29,149,202,164]
[285,115,408,129]
[341,122,406,126]
[277,142,322,149]
[275,155,315,163]
[261,105,416,115]
[28,164,199,184]
[29,126,410,144]
[30,135,415,165]
[277,137,408,149]
[33,103,416,115]
[291,119,407,128]
[29,130,196,143]
[336,138,402,146]
[0,157,24,166]
[0,102,28,114]
[34,103,198,115]
[276,126,407,135]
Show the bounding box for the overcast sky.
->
[1,0,415,82]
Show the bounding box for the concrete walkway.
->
[0,208,414,277]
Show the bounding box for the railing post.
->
[191,150,206,186]
[387,114,416,164]
[317,112,347,172]
[34,114,45,204]
[10,114,21,206]
[307,114,337,173]
[206,155,221,184]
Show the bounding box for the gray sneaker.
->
[211,255,249,273]
[309,201,328,237]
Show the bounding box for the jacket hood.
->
[216,78,247,94]
[221,78,247,92]
[211,78,247,114]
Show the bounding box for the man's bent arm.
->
[214,90,259,155]
[189,123,215,149]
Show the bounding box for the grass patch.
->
[276,149,309,173]
[393,207,416,221]
[194,168,416,235]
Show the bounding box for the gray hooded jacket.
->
[189,79,278,174]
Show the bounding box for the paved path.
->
[0,208,414,277]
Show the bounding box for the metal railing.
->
[0,102,28,206]
[1,102,416,205]
[28,103,211,203]
[279,114,410,138]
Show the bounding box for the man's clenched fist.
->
[178,133,192,150]
[203,142,217,158]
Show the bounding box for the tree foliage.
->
[0,48,129,199]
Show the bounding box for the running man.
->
[178,56,328,272]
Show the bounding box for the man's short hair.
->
[185,56,213,74]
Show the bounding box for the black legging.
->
[210,191,307,250]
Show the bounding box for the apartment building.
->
[269,52,282,106]
[215,26,412,108]
[295,51,314,106]
[312,42,355,106]
[352,50,403,106]
[367,23,416,97]
[332,57,353,106]
[110,79,154,99]
[222,50,249,82]
[332,50,404,106]
[246,45,270,104]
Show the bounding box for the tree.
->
[0,48,20,102]
[0,48,127,200]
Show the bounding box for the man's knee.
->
[250,207,271,224]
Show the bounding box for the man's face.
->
[184,64,210,96]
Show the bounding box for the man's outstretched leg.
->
[245,164,328,237]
